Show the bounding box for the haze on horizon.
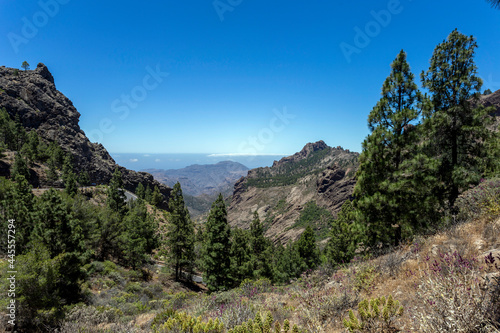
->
[1,0,499,156]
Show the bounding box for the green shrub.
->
[343,295,403,332]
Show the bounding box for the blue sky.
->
[1,0,499,156]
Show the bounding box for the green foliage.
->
[152,310,224,332]
[135,182,145,199]
[296,225,320,270]
[11,152,30,180]
[343,295,403,332]
[151,184,163,206]
[121,199,159,269]
[228,312,300,333]
[325,200,366,266]
[421,29,491,211]
[230,227,253,285]
[13,242,85,331]
[354,49,430,246]
[0,175,36,254]
[202,194,232,292]
[484,88,493,95]
[164,182,195,280]
[293,201,333,241]
[22,61,30,71]
[106,168,126,214]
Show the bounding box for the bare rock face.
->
[228,141,358,244]
[0,64,171,205]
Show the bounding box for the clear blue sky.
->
[1,0,499,155]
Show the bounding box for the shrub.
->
[151,310,224,333]
[228,312,301,333]
[415,251,496,332]
[353,264,378,294]
[343,295,403,332]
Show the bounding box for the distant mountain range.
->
[143,161,249,197]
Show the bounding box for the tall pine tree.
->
[202,193,232,292]
[354,50,426,245]
[421,29,491,211]
[165,182,195,281]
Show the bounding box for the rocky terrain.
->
[228,140,359,244]
[0,63,171,204]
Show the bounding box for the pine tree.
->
[121,199,159,269]
[421,29,491,211]
[296,225,319,270]
[202,193,232,292]
[21,61,30,71]
[64,171,78,197]
[230,227,252,285]
[135,182,145,199]
[151,185,162,206]
[107,168,126,214]
[249,211,269,277]
[165,182,195,281]
[354,50,427,244]
[12,151,30,180]
[325,200,366,266]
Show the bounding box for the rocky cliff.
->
[0,63,171,204]
[228,141,358,244]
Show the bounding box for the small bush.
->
[343,295,403,332]
[415,251,495,332]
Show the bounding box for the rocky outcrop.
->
[0,63,171,205]
[228,141,358,244]
[478,90,500,117]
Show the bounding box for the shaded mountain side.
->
[0,63,171,205]
[144,160,248,197]
[228,141,359,245]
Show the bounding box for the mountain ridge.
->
[0,63,171,205]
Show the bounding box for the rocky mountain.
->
[0,63,171,204]
[228,141,359,244]
[144,161,248,197]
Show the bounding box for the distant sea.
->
[110,153,288,172]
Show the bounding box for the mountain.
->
[144,160,249,197]
[228,140,359,244]
[0,63,171,204]
[145,161,248,218]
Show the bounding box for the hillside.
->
[0,63,171,204]
[228,140,359,244]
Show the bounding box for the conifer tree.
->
[202,193,232,292]
[296,225,319,270]
[121,199,159,268]
[230,227,252,285]
[107,168,126,214]
[249,211,270,277]
[165,182,195,281]
[12,151,30,180]
[64,171,78,197]
[421,29,491,211]
[325,200,366,266]
[354,50,426,244]
[135,182,145,199]
[151,185,162,206]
